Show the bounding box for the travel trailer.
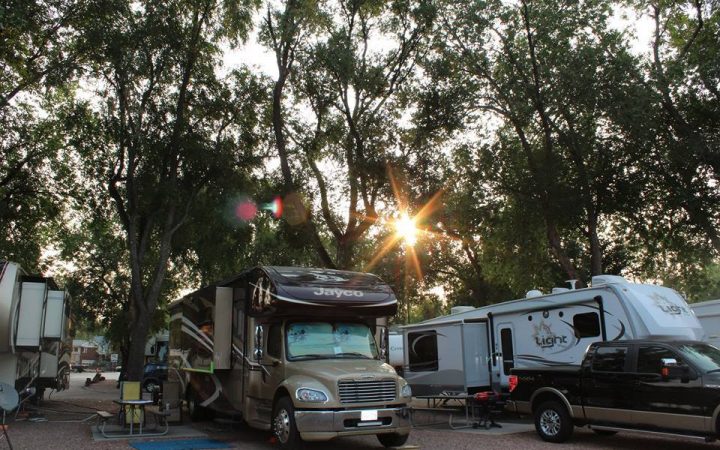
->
[0,261,72,399]
[168,266,412,450]
[690,299,720,347]
[402,275,704,395]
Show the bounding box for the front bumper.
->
[294,406,412,441]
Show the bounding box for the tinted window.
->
[638,346,678,374]
[591,346,627,372]
[267,324,282,358]
[500,328,514,375]
[408,331,438,372]
[573,312,600,338]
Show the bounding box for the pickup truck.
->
[506,339,720,443]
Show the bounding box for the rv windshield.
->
[676,343,720,373]
[286,322,378,361]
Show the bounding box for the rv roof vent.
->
[526,290,543,298]
[552,287,570,294]
[451,306,475,315]
[591,275,628,286]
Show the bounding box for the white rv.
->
[402,275,704,395]
[690,299,720,347]
[0,261,72,398]
[168,266,412,450]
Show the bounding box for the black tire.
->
[143,379,159,393]
[377,433,409,448]
[187,388,209,422]
[593,429,618,436]
[534,400,574,443]
[272,397,303,450]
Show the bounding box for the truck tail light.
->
[508,375,518,392]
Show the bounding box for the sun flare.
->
[395,213,418,246]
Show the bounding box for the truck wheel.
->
[534,401,573,443]
[377,433,409,448]
[273,397,303,450]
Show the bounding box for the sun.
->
[395,213,418,246]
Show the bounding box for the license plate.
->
[361,410,378,421]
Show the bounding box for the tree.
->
[73,0,262,380]
[0,0,84,270]
[263,0,436,270]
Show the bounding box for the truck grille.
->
[338,379,396,404]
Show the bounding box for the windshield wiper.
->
[333,352,372,359]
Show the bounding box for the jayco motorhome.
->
[168,266,412,450]
[402,275,704,395]
[0,261,72,398]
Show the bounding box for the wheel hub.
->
[540,409,561,436]
[274,408,291,443]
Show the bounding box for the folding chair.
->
[119,381,143,426]
[0,382,18,450]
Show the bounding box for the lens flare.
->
[235,199,258,221]
[395,213,418,246]
[260,196,283,219]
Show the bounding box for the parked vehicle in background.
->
[690,299,720,347]
[402,275,704,396]
[168,266,412,450]
[508,339,720,443]
[142,362,168,393]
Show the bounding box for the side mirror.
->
[254,325,264,361]
[379,328,387,361]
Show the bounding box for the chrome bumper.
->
[294,406,412,441]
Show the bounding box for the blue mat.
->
[130,439,231,450]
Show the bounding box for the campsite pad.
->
[91,424,208,441]
[130,439,231,450]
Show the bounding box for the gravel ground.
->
[2,376,716,449]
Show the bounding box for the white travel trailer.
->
[690,299,720,347]
[403,275,704,395]
[0,261,72,398]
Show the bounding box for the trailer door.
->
[496,323,515,390]
[462,323,490,391]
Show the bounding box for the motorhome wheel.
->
[273,397,303,450]
[377,433,409,448]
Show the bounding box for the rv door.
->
[495,323,515,391]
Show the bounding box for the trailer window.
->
[591,346,627,372]
[573,312,600,338]
[407,331,438,372]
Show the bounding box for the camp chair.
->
[119,381,143,426]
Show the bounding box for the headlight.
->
[296,388,328,403]
[401,384,412,398]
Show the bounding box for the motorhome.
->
[402,275,704,395]
[690,299,720,347]
[0,261,72,399]
[168,266,412,450]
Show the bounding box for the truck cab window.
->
[407,331,439,372]
[591,346,627,372]
[267,324,282,359]
[637,346,678,374]
[573,312,600,338]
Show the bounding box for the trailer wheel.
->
[273,397,303,450]
[377,432,409,448]
[534,400,573,443]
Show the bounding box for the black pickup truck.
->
[507,339,720,443]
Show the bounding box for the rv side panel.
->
[461,322,490,391]
[42,290,65,339]
[16,282,46,348]
[214,287,233,370]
